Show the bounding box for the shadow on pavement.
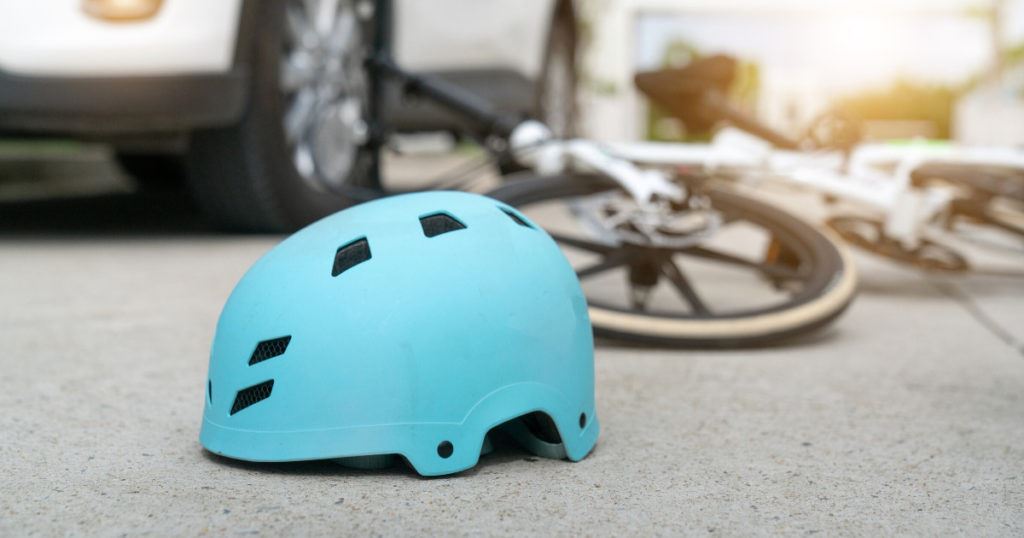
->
[0,189,217,237]
[197,430,554,480]
[0,144,222,237]
[593,323,844,352]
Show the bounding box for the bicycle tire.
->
[488,174,858,347]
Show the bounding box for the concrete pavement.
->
[0,148,1021,536]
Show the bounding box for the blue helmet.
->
[200,191,599,476]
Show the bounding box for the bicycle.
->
[617,55,1024,275]
[309,1,859,347]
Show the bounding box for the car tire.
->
[187,0,371,232]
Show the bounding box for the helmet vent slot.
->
[230,380,274,415]
[207,380,213,404]
[248,336,292,366]
[499,207,534,229]
[420,212,466,238]
[332,237,371,277]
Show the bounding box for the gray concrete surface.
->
[0,148,1022,536]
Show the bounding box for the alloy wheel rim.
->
[280,0,370,190]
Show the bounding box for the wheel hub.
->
[571,191,722,249]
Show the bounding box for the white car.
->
[0,0,577,231]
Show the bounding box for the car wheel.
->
[187,0,374,232]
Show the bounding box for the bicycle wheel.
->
[488,174,858,347]
[912,162,1024,240]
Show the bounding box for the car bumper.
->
[0,0,242,77]
[0,68,248,135]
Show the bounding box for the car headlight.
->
[82,0,163,22]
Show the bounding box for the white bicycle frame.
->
[510,121,1024,249]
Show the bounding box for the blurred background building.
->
[577,0,1024,144]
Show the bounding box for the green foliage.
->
[833,79,962,139]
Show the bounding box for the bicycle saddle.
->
[634,55,737,131]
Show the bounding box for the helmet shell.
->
[200,191,598,476]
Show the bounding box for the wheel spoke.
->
[326,5,357,54]
[315,0,340,36]
[629,285,653,311]
[293,144,315,178]
[284,88,318,143]
[280,53,316,93]
[577,249,636,280]
[680,245,806,281]
[550,233,615,254]
[309,105,358,186]
[660,259,712,315]
[285,3,309,46]
[301,0,320,28]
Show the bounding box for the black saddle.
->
[634,55,738,131]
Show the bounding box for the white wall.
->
[956,66,1024,145]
